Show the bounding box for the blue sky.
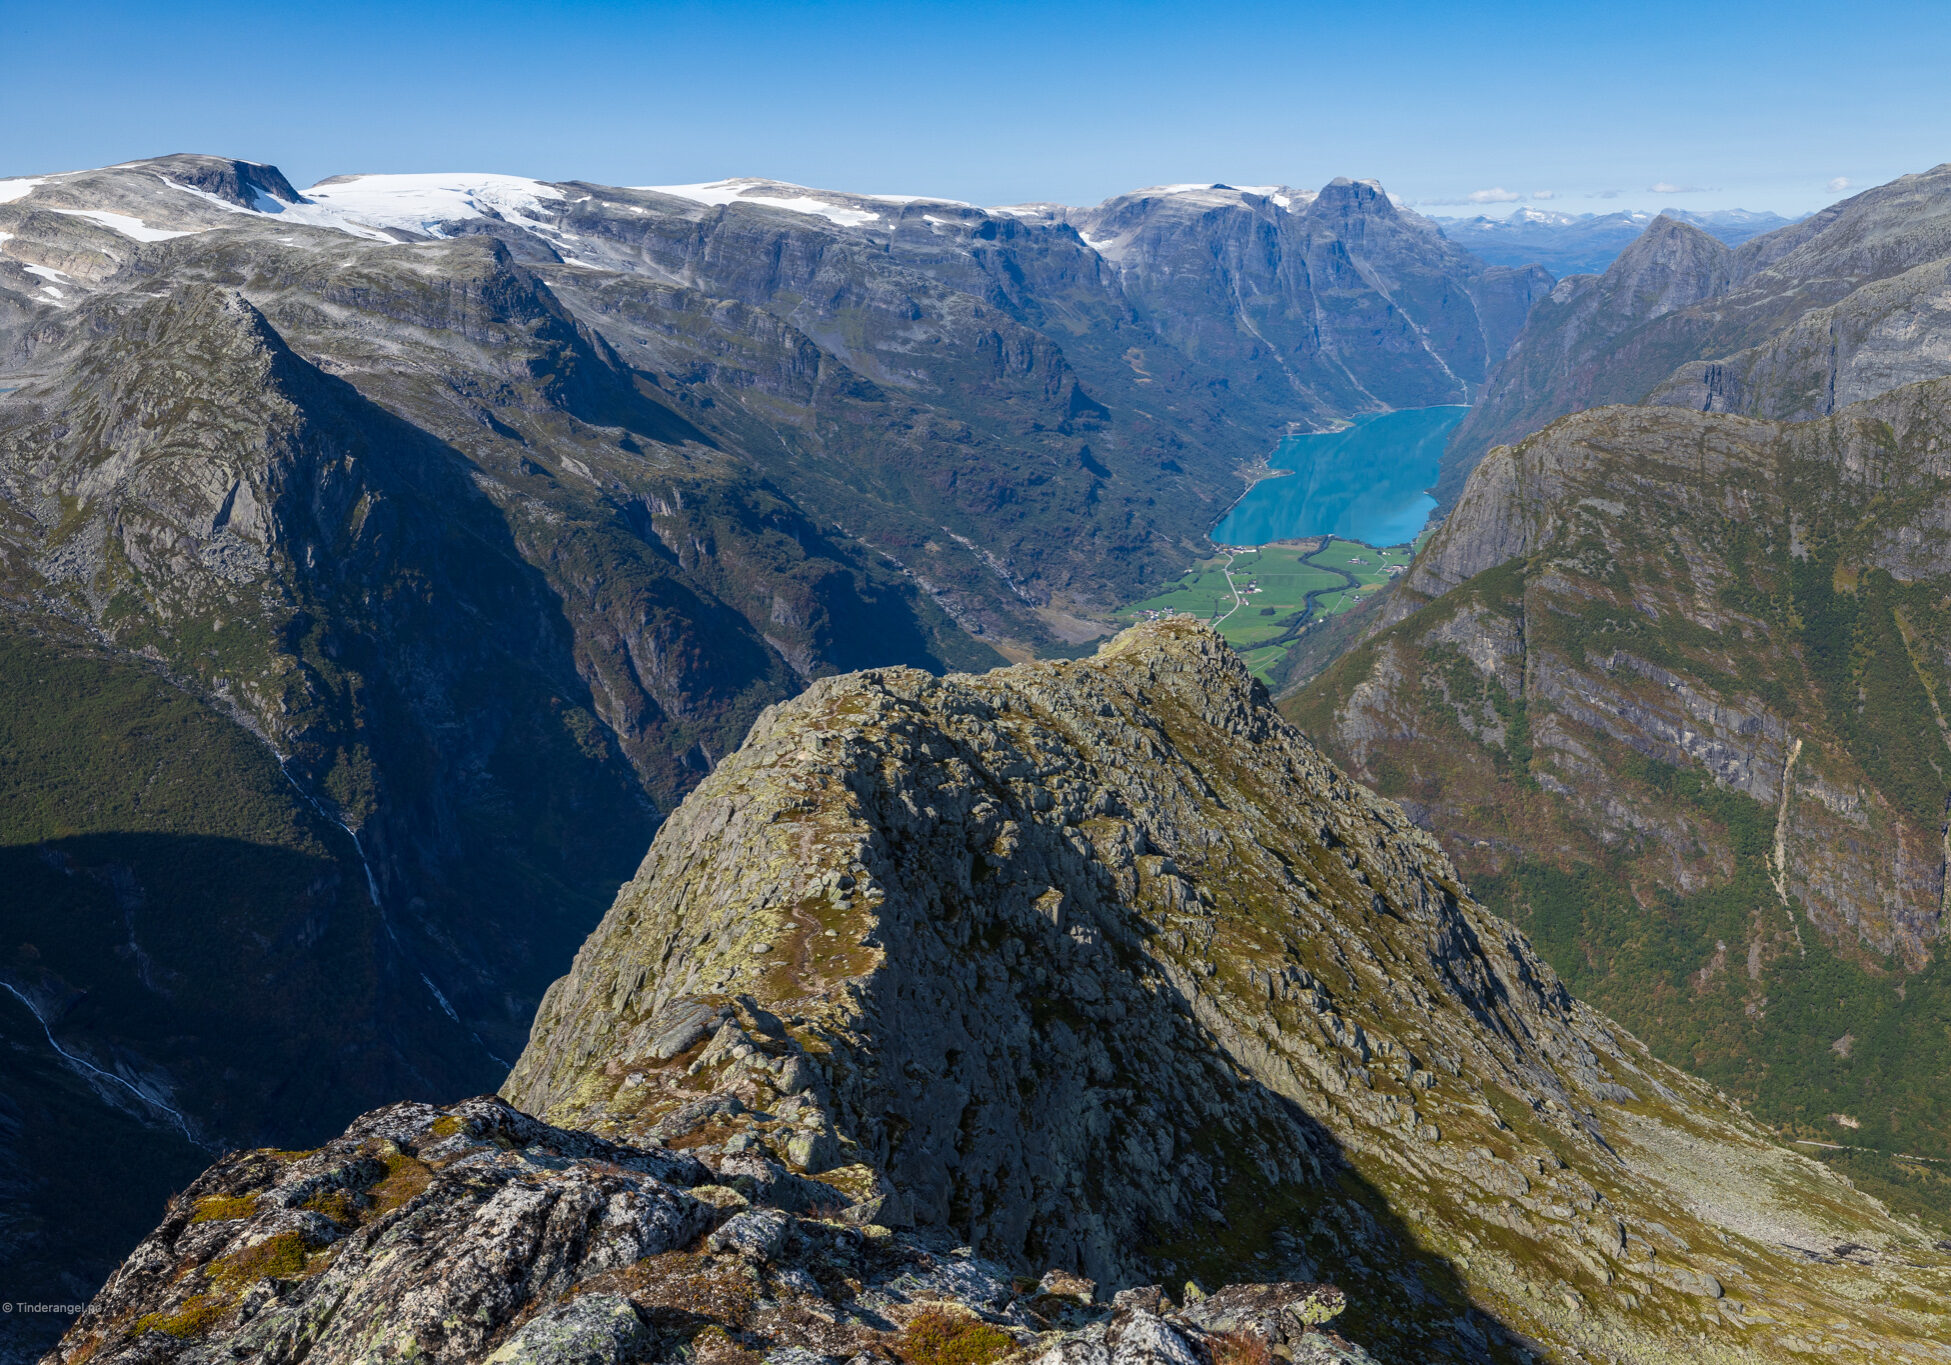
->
[4,0,1947,215]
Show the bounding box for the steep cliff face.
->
[1435,217,1734,502]
[1648,256,1951,420]
[1289,383,1951,1204]
[1442,163,1951,501]
[1031,180,1549,420]
[497,620,1951,1362]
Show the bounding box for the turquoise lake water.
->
[1211,405,1468,548]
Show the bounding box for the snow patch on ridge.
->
[0,178,44,204]
[163,172,570,242]
[50,208,199,242]
[638,179,881,228]
[282,173,570,240]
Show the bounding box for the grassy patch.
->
[893,1308,1015,1365]
[1211,1332,1273,1365]
[301,1188,359,1225]
[209,1231,308,1287]
[1123,542,1412,681]
[366,1149,434,1215]
[688,1324,764,1365]
[188,1195,259,1224]
[133,1294,226,1338]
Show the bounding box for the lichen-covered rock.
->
[711,1209,793,1259]
[484,1293,652,1365]
[1177,1281,1347,1341]
[51,1087,1378,1365]
[47,1097,713,1365]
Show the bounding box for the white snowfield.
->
[278,173,571,240]
[636,179,882,228]
[4,164,1374,264]
[1116,183,1315,212]
[50,208,198,242]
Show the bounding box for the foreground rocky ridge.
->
[51,621,1951,1362]
[49,1093,1376,1365]
[501,621,1949,1361]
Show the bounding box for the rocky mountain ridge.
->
[1431,207,1795,280]
[49,620,1951,1364]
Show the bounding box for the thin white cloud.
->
[1531,189,1556,200]
[1827,176,1853,193]
[1649,181,1717,195]
[1467,186,1521,203]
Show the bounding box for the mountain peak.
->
[496,615,1947,1357]
[1591,209,1735,315]
[123,152,301,209]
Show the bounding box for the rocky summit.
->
[57,620,1951,1363]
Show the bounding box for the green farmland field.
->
[1122,540,1414,680]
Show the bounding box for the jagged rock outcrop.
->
[45,1094,1379,1365]
[1441,163,1951,501]
[1290,379,1951,1186]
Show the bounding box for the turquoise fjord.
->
[1213,405,1466,548]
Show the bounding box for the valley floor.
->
[1121,539,1414,680]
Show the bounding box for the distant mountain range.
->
[1444,163,1951,491]
[1431,205,1799,277]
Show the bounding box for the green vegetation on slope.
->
[1286,534,1951,1228]
[1478,754,1951,1234]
